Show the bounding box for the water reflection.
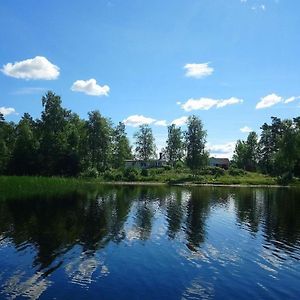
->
[0,186,300,299]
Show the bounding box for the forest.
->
[0,91,299,184]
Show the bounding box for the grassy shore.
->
[0,176,99,200]
[1,171,298,200]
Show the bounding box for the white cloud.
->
[181,97,243,112]
[154,120,168,126]
[1,56,59,80]
[256,93,282,109]
[240,126,252,133]
[182,98,217,111]
[71,79,110,96]
[123,115,156,127]
[216,97,244,108]
[0,107,17,116]
[184,63,214,79]
[171,116,188,126]
[208,142,236,159]
[284,96,300,104]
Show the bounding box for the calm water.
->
[0,185,300,299]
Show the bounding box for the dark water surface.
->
[0,185,300,299]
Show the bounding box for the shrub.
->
[164,165,172,171]
[123,168,139,181]
[149,168,164,176]
[175,161,184,169]
[80,167,99,178]
[204,166,225,176]
[228,167,246,176]
[141,168,149,177]
[277,172,293,185]
[103,169,124,181]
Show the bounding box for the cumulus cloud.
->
[154,120,168,126]
[256,93,282,109]
[171,116,188,126]
[208,142,236,159]
[123,115,188,127]
[181,97,243,112]
[256,93,300,109]
[184,63,214,79]
[1,56,59,80]
[216,97,244,108]
[71,79,110,96]
[123,115,156,127]
[0,107,17,116]
[284,96,300,104]
[240,126,252,133]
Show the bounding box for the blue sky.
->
[0,0,299,157]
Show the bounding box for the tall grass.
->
[0,176,97,200]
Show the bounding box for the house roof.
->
[125,159,167,163]
[209,157,230,164]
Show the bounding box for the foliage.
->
[112,122,132,168]
[123,168,139,181]
[165,124,184,166]
[232,132,258,171]
[1,90,299,184]
[134,125,156,160]
[228,167,246,176]
[204,166,225,177]
[80,167,99,178]
[185,115,208,173]
[86,110,113,172]
[141,168,149,177]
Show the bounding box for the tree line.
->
[0,91,207,177]
[1,91,299,180]
[232,116,300,180]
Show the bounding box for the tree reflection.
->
[233,188,264,234]
[185,188,211,250]
[233,187,300,253]
[0,184,300,280]
[166,190,184,239]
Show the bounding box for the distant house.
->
[125,153,167,169]
[209,157,230,169]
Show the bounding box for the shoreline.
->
[97,181,290,188]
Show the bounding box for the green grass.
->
[142,170,278,185]
[99,168,279,186]
[0,171,290,201]
[0,176,99,200]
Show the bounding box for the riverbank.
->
[1,175,299,201]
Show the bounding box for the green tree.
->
[232,132,258,171]
[134,125,156,160]
[86,110,113,171]
[165,124,184,166]
[9,113,39,175]
[185,115,208,173]
[274,119,299,178]
[232,140,248,170]
[0,113,16,174]
[258,117,283,174]
[39,91,70,175]
[112,122,132,168]
[62,113,87,176]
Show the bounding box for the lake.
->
[0,185,299,299]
